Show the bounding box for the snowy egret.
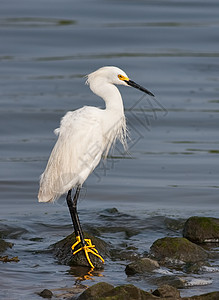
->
[38,66,154,268]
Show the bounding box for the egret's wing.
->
[38,107,103,202]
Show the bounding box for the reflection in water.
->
[69,266,104,283]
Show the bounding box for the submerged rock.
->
[150,237,208,264]
[152,284,180,299]
[110,248,140,262]
[125,258,159,275]
[52,232,109,269]
[0,239,13,253]
[183,217,219,243]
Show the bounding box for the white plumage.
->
[38,66,128,203]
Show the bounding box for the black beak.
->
[125,80,154,97]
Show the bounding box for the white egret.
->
[38,66,154,268]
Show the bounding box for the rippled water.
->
[0,0,219,299]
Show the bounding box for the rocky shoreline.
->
[42,216,219,300]
[1,215,218,299]
[38,282,219,300]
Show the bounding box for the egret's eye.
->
[118,74,129,82]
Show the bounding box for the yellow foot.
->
[71,236,104,269]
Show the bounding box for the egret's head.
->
[86,66,127,85]
[86,66,154,97]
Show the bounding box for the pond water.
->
[0,0,219,299]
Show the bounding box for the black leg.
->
[66,187,104,268]
[66,187,85,247]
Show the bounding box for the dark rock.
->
[151,275,186,289]
[38,289,53,299]
[152,284,180,299]
[125,258,159,275]
[52,232,109,269]
[0,239,13,253]
[183,217,219,243]
[77,282,114,300]
[184,261,209,274]
[77,282,219,300]
[182,291,219,300]
[103,208,119,214]
[164,218,185,232]
[98,284,158,300]
[150,237,208,264]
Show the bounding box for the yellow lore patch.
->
[118,74,129,81]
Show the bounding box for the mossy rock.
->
[183,217,219,243]
[77,282,114,300]
[52,232,110,269]
[93,284,158,300]
[150,237,208,264]
[78,282,219,300]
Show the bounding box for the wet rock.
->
[0,239,13,253]
[103,207,119,214]
[52,232,109,269]
[150,237,208,264]
[125,258,159,275]
[183,217,219,243]
[151,275,186,289]
[77,282,114,300]
[152,284,181,299]
[164,218,185,232]
[182,291,219,300]
[38,289,53,299]
[77,282,219,300]
[94,284,158,300]
[183,261,209,274]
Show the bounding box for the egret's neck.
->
[90,82,124,114]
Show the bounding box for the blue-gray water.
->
[0,0,219,299]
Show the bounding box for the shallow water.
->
[0,0,219,299]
